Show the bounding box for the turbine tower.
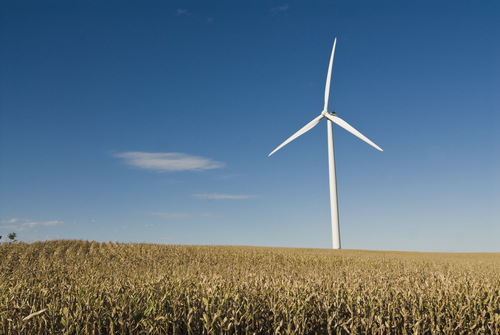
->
[269,38,383,249]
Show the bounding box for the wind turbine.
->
[268,38,383,249]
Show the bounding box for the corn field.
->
[1,240,499,334]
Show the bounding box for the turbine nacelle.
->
[321,110,336,117]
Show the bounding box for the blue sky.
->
[1,0,499,252]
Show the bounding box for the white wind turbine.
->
[269,38,383,249]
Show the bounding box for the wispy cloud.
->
[271,4,289,13]
[176,9,189,16]
[193,193,256,200]
[1,218,64,231]
[214,174,243,180]
[114,152,224,172]
[147,212,192,219]
[146,212,218,219]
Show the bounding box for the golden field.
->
[1,240,499,334]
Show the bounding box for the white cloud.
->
[147,212,192,219]
[271,4,289,12]
[114,152,224,172]
[177,9,188,16]
[1,218,64,231]
[193,193,256,200]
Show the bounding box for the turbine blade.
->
[324,38,337,112]
[269,114,324,156]
[325,113,383,151]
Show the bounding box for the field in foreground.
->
[1,241,499,334]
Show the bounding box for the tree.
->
[7,232,17,242]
